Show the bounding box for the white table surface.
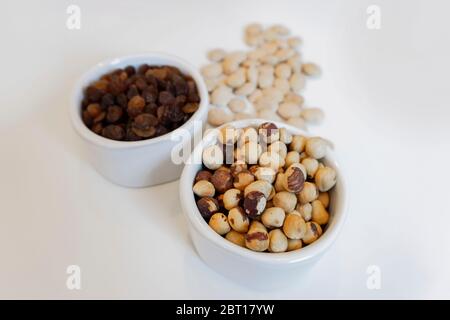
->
[1,0,450,299]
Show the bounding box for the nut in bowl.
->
[179,119,347,285]
[70,53,209,187]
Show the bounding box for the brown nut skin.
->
[209,213,231,235]
[311,200,330,225]
[230,162,248,177]
[244,180,273,199]
[210,170,233,193]
[195,170,212,183]
[318,192,330,208]
[282,164,306,193]
[243,191,267,218]
[268,229,288,252]
[283,213,307,240]
[233,170,255,191]
[287,239,303,251]
[303,221,322,245]
[258,122,279,144]
[225,230,246,247]
[228,207,250,233]
[245,221,269,252]
[193,180,215,198]
[196,197,220,220]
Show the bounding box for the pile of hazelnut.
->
[193,122,337,253]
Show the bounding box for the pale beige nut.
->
[252,166,277,184]
[262,87,284,103]
[287,55,302,73]
[305,137,328,159]
[205,76,224,92]
[259,151,285,170]
[285,151,300,168]
[261,42,278,55]
[225,230,246,247]
[207,49,227,62]
[287,239,303,251]
[318,192,330,208]
[302,63,321,77]
[245,221,269,252]
[244,180,273,199]
[235,82,256,96]
[209,213,231,235]
[223,188,242,210]
[223,51,247,75]
[245,34,263,47]
[279,128,292,144]
[249,90,263,103]
[211,85,233,106]
[275,48,295,62]
[290,135,307,152]
[254,97,278,112]
[241,141,262,164]
[289,73,306,92]
[287,117,307,130]
[257,108,282,122]
[296,202,312,221]
[272,191,297,213]
[274,78,290,94]
[268,24,290,36]
[228,207,250,233]
[284,92,304,106]
[268,229,288,252]
[275,63,292,79]
[315,166,337,192]
[298,182,319,204]
[282,163,306,193]
[233,170,255,191]
[311,200,329,225]
[261,54,280,65]
[238,127,258,145]
[287,36,302,48]
[226,68,246,88]
[202,144,224,170]
[301,108,325,125]
[278,102,302,119]
[234,112,253,121]
[268,141,288,158]
[193,180,215,198]
[258,71,274,89]
[299,151,308,162]
[245,23,263,36]
[274,172,286,192]
[228,98,246,113]
[247,66,259,83]
[268,186,276,201]
[301,157,319,178]
[201,63,223,78]
[261,207,285,228]
[248,48,266,60]
[283,212,307,240]
[207,107,233,126]
[303,221,322,244]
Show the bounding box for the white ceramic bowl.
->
[70,53,209,187]
[180,119,348,285]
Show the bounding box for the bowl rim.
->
[69,52,209,149]
[180,118,348,265]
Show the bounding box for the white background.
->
[1,0,449,299]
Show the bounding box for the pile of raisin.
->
[81,64,200,141]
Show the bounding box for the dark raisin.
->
[137,64,150,75]
[101,93,115,109]
[187,80,200,103]
[85,86,102,102]
[159,91,175,105]
[127,95,145,118]
[127,85,139,99]
[116,93,128,108]
[106,105,123,123]
[141,88,156,103]
[102,125,125,140]
[131,114,157,138]
[172,74,187,96]
[124,66,136,76]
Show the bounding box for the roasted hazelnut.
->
[279,127,292,144]
[228,207,250,233]
[268,229,288,252]
[209,213,231,235]
[244,180,273,199]
[311,200,329,225]
[218,125,240,145]
[252,166,277,184]
[261,207,285,228]
[243,191,267,218]
[305,137,327,159]
[301,157,319,178]
[225,230,246,247]
[195,170,212,183]
[193,180,215,197]
[298,182,319,204]
[245,221,269,252]
[315,167,337,192]
[259,151,285,170]
[289,135,306,152]
[238,127,258,146]
[223,188,242,210]
[268,141,288,158]
[202,145,224,170]
[318,192,330,208]
[268,186,276,201]
[287,239,303,251]
[285,151,300,168]
[274,173,286,192]
[196,197,220,220]
[210,170,233,193]
[303,222,322,245]
[230,162,247,177]
[240,141,262,164]
[282,163,306,193]
[233,170,255,191]
[283,212,307,240]
[272,191,297,213]
[296,203,312,221]
[258,122,279,144]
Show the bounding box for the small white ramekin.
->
[70,53,209,187]
[180,119,348,284]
